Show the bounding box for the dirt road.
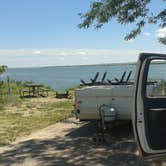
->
[0,118,165,166]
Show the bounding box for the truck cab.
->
[133,53,166,159]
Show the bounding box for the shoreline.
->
[7,60,166,69]
[7,62,137,69]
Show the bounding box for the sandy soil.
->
[0,118,165,166]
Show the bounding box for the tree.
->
[79,0,166,44]
[0,65,7,75]
[0,65,7,89]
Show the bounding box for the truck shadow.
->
[0,122,163,166]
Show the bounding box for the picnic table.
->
[20,83,49,97]
[25,83,43,97]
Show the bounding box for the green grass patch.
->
[0,100,73,145]
[0,79,74,145]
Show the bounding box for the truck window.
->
[146,59,166,97]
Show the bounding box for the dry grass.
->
[0,80,75,145]
[0,97,73,145]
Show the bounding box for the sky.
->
[0,0,166,67]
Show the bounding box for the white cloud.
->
[58,57,65,60]
[143,32,151,36]
[0,48,164,68]
[33,50,41,54]
[156,28,166,38]
[81,56,89,60]
[78,51,87,55]
[0,48,138,56]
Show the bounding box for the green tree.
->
[0,65,7,75]
[79,0,166,44]
[0,65,7,93]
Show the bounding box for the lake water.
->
[3,63,166,91]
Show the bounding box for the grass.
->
[0,79,74,145]
[0,100,73,145]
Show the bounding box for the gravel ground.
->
[0,118,165,166]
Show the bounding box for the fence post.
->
[7,76,12,102]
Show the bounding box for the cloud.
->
[81,56,89,60]
[156,28,166,38]
[58,57,65,60]
[1,48,165,68]
[78,51,87,55]
[33,50,41,54]
[143,32,151,36]
[0,48,138,56]
[0,49,142,67]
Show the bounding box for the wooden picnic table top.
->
[25,83,43,87]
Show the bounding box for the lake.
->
[3,63,166,91]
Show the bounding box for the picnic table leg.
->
[32,87,35,96]
[28,87,31,96]
[37,87,40,96]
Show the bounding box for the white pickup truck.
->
[74,82,161,121]
[75,53,166,159]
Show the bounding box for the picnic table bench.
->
[56,90,69,99]
[39,87,49,97]
[20,88,31,97]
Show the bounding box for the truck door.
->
[133,53,166,159]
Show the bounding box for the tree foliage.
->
[0,65,7,75]
[79,0,166,44]
[0,65,7,88]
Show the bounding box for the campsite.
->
[1,0,166,165]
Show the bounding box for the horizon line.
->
[7,61,137,69]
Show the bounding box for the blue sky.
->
[0,0,166,67]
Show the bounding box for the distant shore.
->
[8,60,166,69]
[8,62,137,69]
